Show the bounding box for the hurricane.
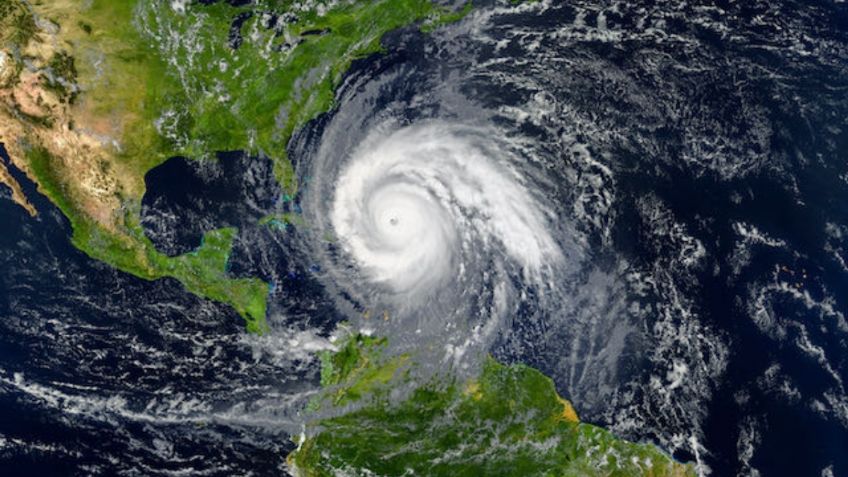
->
[300,116,578,366]
[330,122,561,297]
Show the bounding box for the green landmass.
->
[289,334,696,477]
[0,0,468,332]
[318,333,410,405]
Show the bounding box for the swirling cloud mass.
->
[331,123,562,298]
[300,115,577,366]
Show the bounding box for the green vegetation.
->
[157,227,269,333]
[317,333,410,405]
[45,51,78,102]
[289,335,696,477]
[0,0,37,49]
[133,0,464,189]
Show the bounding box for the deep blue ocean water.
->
[2,0,848,475]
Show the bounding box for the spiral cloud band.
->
[329,122,562,299]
